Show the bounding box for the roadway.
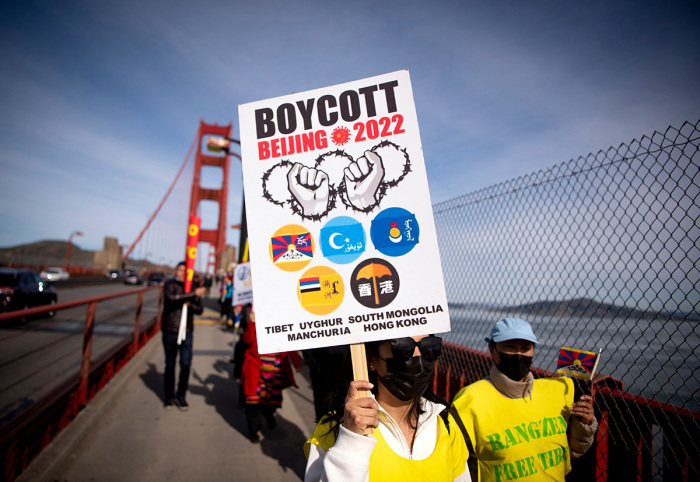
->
[0,282,161,429]
[15,302,316,481]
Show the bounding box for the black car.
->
[0,267,58,318]
[147,272,166,286]
[123,270,143,285]
[105,269,123,280]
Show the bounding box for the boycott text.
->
[255,81,399,140]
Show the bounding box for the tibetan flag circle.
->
[297,266,344,315]
[269,224,315,272]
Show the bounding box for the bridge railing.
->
[0,286,163,482]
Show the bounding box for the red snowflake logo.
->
[331,127,351,146]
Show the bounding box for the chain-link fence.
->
[433,119,700,481]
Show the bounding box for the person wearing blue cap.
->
[450,318,597,481]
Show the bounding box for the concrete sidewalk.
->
[18,306,317,482]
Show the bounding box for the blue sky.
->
[1,0,698,254]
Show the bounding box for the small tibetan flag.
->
[557,347,599,380]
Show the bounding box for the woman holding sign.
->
[304,335,471,481]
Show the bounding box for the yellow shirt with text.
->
[452,377,574,482]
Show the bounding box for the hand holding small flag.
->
[570,394,596,425]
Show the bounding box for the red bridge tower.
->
[189,120,232,274]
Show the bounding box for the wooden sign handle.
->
[351,343,371,396]
[350,343,373,434]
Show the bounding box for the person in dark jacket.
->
[161,261,206,410]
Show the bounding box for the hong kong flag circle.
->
[350,258,400,309]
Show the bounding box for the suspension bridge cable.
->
[122,134,198,261]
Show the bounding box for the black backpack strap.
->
[450,407,479,482]
[440,408,451,435]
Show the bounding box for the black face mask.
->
[377,356,435,401]
[496,352,533,381]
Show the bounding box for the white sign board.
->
[238,70,450,354]
[232,262,254,306]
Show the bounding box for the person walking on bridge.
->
[161,261,206,410]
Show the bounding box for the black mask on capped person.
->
[496,352,533,381]
[377,356,436,401]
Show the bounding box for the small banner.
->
[556,347,599,380]
[178,214,201,345]
[233,262,254,306]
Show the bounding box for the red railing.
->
[0,286,163,482]
[433,342,700,482]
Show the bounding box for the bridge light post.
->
[206,136,240,154]
[215,136,247,265]
[65,230,84,272]
[143,252,152,272]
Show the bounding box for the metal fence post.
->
[133,291,144,353]
[78,301,98,407]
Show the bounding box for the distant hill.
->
[448,297,698,322]
[504,297,697,322]
[0,240,96,268]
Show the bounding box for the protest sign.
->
[238,70,450,354]
[178,214,201,345]
[233,262,254,305]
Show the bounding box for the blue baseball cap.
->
[485,318,538,344]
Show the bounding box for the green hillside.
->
[0,240,96,268]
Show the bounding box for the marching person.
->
[302,345,352,421]
[161,261,206,410]
[304,334,470,481]
[241,305,299,442]
[220,272,234,328]
[451,318,598,481]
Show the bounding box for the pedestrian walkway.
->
[18,306,317,482]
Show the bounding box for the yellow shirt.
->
[305,411,468,481]
[452,377,574,482]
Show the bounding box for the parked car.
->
[39,267,70,282]
[105,269,123,280]
[123,270,143,285]
[0,268,58,318]
[147,272,166,286]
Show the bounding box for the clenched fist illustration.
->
[287,163,330,218]
[344,150,385,211]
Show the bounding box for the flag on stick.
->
[557,347,600,380]
[178,214,201,345]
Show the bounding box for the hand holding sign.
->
[344,150,385,211]
[342,380,378,435]
[287,162,330,218]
